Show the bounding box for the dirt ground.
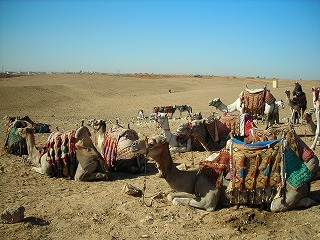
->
[0,74,320,240]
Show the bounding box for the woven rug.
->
[242,89,265,116]
[45,130,77,178]
[228,139,283,204]
[284,147,312,189]
[199,149,230,187]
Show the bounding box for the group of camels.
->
[3,84,320,213]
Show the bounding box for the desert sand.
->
[0,74,320,240]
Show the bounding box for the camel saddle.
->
[102,126,141,170]
[199,149,230,187]
[205,118,230,144]
[219,113,254,137]
[241,87,275,116]
[44,130,78,178]
[4,120,28,156]
[227,138,313,205]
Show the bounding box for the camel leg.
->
[311,128,319,150]
[270,183,310,212]
[74,161,108,181]
[168,189,221,211]
[32,157,51,176]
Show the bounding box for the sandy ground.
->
[0,74,320,240]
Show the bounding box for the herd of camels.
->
[3,84,320,213]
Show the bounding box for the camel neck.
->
[25,132,40,165]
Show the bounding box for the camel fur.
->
[284,90,307,124]
[311,87,320,150]
[15,123,109,181]
[155,113,192,153]
[131,135,230,211]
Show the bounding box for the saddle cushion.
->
[242,89,265,116]
[284,147,312,189]
[102,127,140,169]
[199,149,230,187]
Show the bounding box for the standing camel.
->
[311,87,320,150]
[284,90,304,124]
[209,95,281,129]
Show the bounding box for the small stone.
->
[1,205,25,224]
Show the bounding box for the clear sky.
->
[0,0,319,80]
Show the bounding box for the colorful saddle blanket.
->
[199,149,230,187]
[44,130,78,178]
[241,88,266,116]
[227,138,313,205]
[102,127,140,169]
[220,113,254,137]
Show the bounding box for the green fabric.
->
[7,127,25,148]
[284,147,312,189]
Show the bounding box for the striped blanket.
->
[102,127,140,169]
[44,130,77,178]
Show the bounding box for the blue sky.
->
[0,0,319,80]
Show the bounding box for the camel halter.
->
[140,137,168,207]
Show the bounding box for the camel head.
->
[284,90,291,97]
[15,127,35,138]
[303,111,313,123]
[312,86,320,103]
[131,135,169,177]
[276,99,285,109]
[87,119,106,132]
[131,135,167,157]
[176,122,191,135]
[189,119,206,138]
[208,98,221,107]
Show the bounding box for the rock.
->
[1,205,25,224]
[123,183,142,196]
[176,163,187,170]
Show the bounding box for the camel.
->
[284,90,304,124]
[87,118,146,173]
[131,135,319,212]
[174,105,192,118]
[15,122,109,181]
[311,87,320,150]
[155,113,192,153]
[131,135,230,211]
[209,90,283,129]
[87,119,106,152]
[303,110,316,135]
[153,106,176,118]
[180,118,230,151]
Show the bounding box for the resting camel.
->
[87,118,146,173]
[284,90,304,124]
[303,110,316,135]
[131,135,319,212]
[178,118,230,151]
[311,87,320,150]
[131,135,230,211]
[174,105,193,118]
[209,97,283,129]
[16,122,109,181]
[155,113,192,153]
